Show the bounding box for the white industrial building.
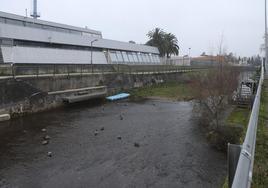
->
[0,11,160,65]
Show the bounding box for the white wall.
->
[161,56,191,66]
[0,23,159,54]
[1,46,13,63]
[1,46,107,64]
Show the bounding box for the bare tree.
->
[191,65,239,128]
[192,33,240,129]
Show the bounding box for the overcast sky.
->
[0,0,265,57]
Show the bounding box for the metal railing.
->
[231,62,264,188]
[0,63,254,78]
[0,63,206,78]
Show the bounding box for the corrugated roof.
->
[0,11,102,35]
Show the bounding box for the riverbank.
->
[0,71,188,119]
[129,81,194,101]
[227,106,251,141]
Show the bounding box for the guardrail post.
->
[11,64,15,78]
[53,64,56,77]
[228,144,242,188]
[36,66,39,78]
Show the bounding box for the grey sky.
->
[0,0,265,57]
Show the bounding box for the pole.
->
[265,0,268,73]
[188,48,191,66]
[91,41,93,73]
[90,39,98,73]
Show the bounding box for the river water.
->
[0,99,226,188]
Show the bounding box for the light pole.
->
[91,39,98,73]
[188,48,191,66]
[265,0,268,72]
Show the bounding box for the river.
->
[0,99,227,188]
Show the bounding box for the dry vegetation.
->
[191,65,241,151]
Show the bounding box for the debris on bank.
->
[106,93,130,101]
[0,114,10,122]
[94,130,99,136]
[134,142,140,148]
[47,152,52,157]
[42,140,49,145]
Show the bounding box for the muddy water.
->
[0,100,226,188]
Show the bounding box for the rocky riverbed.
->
[0,99,226,188]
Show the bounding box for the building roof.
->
[0,11,102,36]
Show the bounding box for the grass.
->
[129,81,194,101]
[227,107,250,127]
[252,79,268,188]
[227,106,251,145]
[221,105,251,188]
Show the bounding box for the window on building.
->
[132,53,139,63]
[110,51,118,63]
[122,52,129,63]
[146,54,152,63]
[1,39,13,46]
[137,53,144,64]
[5,18,24,26]
[142,54,149,63]
[116,51,124,63]
[127,52,135,63]
[151,55,158,63]
[0,17,5,23]
[148,54,153,64]
[70,30,82,35]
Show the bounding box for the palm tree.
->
[146,28,166,57]
[164,33,179,58]
[146,28,180,58]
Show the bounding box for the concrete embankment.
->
[0,72,190,119]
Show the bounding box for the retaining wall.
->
[0,72,189,118]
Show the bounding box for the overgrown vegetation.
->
[129,81,194,101]
[191,65,239,128]
[208,106,250,152]
[252,80,268,187]
[191,65,241,151]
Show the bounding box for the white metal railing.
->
[231,61,264,188]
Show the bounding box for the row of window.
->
[109,51,160,64]
[0,39,160,64]
[0,17,101,38]
[12,39,104,52]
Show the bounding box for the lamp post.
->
[91,39,98,73]
[265,0,268,72]
[188,48,191,66]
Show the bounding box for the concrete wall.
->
[0,72,188,118]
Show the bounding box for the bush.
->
[206,125,243,152]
